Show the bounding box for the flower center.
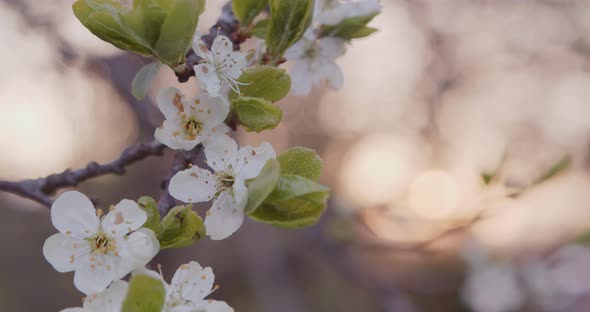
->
[215,171,235,195]
[87,232,116,255]
[182,116,203,140]
[304,42,319,59]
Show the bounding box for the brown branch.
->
[0,3,240,213]
[0,140,165,208]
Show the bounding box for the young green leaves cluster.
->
[138,196,205,249]
[73,0,205,67]
[121,274,166,312]
[229,65,291,132]
[231,0,315,64]
[317,0,381,40]
[265,0,315,64]
[246,147,329,228]
[321,12,379,40]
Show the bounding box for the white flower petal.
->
[83,280,129,312]
[157,87,185,121]
[232,142,277,180]
[200,126,232,145]
[51,191,99,239]
[169,166,219,203]
[171,261,215,302]
[193,34,213,60]
[201,300,235,312]
[204,188,247,240]
[290,61,314,96]
[60,308,83,312]
[118,228,160,275]
[211,35,233,60]
[284,39,306,60]
[193,94,230,129]
[195,63,222,97]
[221,51,247,79]
[43,233,89,273]
[155,120,201,151]
[318,37,346,59]
[101,199,147,236]
[321,61,344,90]
[73,258,118,295]
[203,135,238,172]
[167,305,199,312]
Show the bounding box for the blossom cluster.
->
[285,0,382,95]
[44,191,232,311]
[44,29,259,312]
[41,0,382,310]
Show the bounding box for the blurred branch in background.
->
[0,140,165,207]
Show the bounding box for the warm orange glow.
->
[339,132,429,207]
[407,170,460,220]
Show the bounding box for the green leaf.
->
[266,175,329,202]
[73,0,205,67]
[121,274,166,312]
[230,66,291,102]
[245,159,281,213]
[278,147,322,181]
[155,0,204,65]
[533,155,571,185]
[157,204,205,249]
[346,26,378,39]
[232,0,267,26]
[73,0,152,56]
[137,196,161,234]
[249,197,327,228]
[249,174,329,228]
[131,62,162,100]
[322,12,379,39]
[232,96,283,132]
[250,18,270,39]
[265,0,314,62]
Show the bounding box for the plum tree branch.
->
[0,140,166,208]
[0,2,243,210]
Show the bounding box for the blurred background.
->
[2,0,590,311]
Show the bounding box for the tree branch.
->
[0,2,245,210]
[0,140,165,208]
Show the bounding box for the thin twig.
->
[0,141,165,208]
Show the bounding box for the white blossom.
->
[169,135,276,240]
[285,29,346,96]
[59,280,128,312]
[315,0,381,26]
[193,33,248,97]
[155,87,231,151]
[156,261,234,312]
[43,191,159,295]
